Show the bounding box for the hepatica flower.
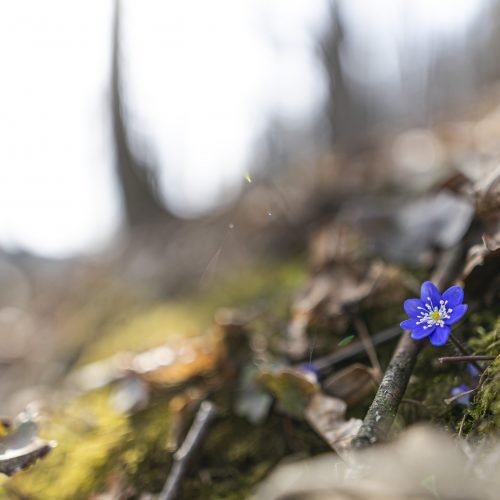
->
[400,281,467,346]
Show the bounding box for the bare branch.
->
[158,401,218,500]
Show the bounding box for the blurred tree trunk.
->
[111,0,175,228]
[318,1,376,151]
[320,1,352,146]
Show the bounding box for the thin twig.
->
[401,398,431,415]
[444,386,478,405]
[448,333,484,374]
[438,355,496,364]
[306,324,401,374]
[158,401,218,500]
[458,413,467,438]
[352,244,465,449]
[353,317,382,375]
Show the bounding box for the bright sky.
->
[0,0,485,257]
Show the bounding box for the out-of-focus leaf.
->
[337,335,355,347]
[255,426,499,499]
[287,260,406,360]
[323,363,379,407]
[135,336,222,386]
[461,232,500,299]
[304,393,361,460]
[72,334,223,391]
[0,418,55,477]
[234,364,273,424]
[257,368,318,419]
[473,164,500,218]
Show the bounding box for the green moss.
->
[464,317,500,436]
[123,399,175,493]
[79,260,306,365]
[79,302,207,364]
[180,414,328,499]
[5,259,307,499]
[400,310,500,436]
[6,390,130,500]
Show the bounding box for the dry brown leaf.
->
[473,164,500,218]
[287,261,406,360]
[72,334,223,392]
[304,393,362,460]
[461,232,500,298]
[323,363,379,407]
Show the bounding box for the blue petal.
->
[403,298,424,318]
[400,318,418,330]
[411,325,434,340]
[451,384,471,406]
[466,362,480,377]
[445,304,468,325]
[420,281,441,307]
[441,286,464,308]
[429,325,450,346]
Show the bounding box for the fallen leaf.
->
[0,418,56,477]
[304,393,362,460]
[461,232,500,299]
[258,368,319,419]
[473,164,500,218]
[287,260,405,360]
[323,363,379,407]
[72,334,223,391]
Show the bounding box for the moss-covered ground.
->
[2,258,498,499]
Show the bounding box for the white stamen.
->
[416,297,451,329]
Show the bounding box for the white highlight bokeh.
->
[0,0,485,257]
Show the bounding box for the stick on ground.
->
[438,355,496,364]
[158,401,218,500]
[352,244,465,449]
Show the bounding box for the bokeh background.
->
[1,0,497,257]
[0,2,500,497]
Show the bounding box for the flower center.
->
[430,310,441,322]
[416,298,453,329]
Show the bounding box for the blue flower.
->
[451,384,472,406]
[297,363,320,382]
[400,281,467,346]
